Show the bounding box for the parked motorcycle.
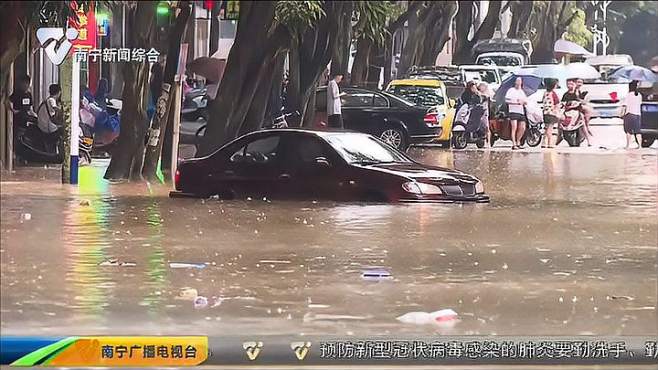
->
[181,87,209,122]
[16,119,91,165]
[489,103,543,148]
[80,97,121,158]
[558,101,586,147]
[451,102,488,149]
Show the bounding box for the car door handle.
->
[223,170,235,175]
[279,173,291,180]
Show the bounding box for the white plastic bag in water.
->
[396,312,434,325]
[397,309,459,325]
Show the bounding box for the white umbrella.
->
[563,62,601,80]
[554,39,593,58]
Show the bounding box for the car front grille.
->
[440,184,475,196]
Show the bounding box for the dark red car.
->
[171,129,489,203]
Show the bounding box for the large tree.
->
[452,0,502,64]
[104,2,156,181]
[198,1,293,156]
[142,1,192,181]
[398,1,457,75]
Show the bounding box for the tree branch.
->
[388,1,424,33]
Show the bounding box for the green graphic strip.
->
[11,337,78,367]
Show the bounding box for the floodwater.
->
[1,148,656,338]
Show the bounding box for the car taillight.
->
[424,113,440,127]
[609,91,619,102]
[174,169,181,189]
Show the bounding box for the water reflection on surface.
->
[1,149,656,336]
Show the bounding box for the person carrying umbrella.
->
[505,77,528,150]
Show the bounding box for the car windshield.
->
[324,134,411,164]
[478,56,521,67]
[463,69,498,84]
[386,85,445,107]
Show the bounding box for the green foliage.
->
[353,0,396,46]
[563,8,592,48]
[275,0,325,34]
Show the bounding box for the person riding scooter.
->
[36,84,64,144]
[558,79,591,147]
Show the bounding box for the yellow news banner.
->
[47,336,208,367]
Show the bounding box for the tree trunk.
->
[382,1,423,85]
[198,2,289,156]
[265,52,286,123]
[399,2,457,74]
[530,1,575,64]
[330,1,353,79]
[104,3,156,181]
[453,0,501,64]
[351,37,372,86]
[286,1,349,128]
[143,1,191,181]
[240,51,283,135]
[508,0,533,39]
[0,2,28,92]
[209,1,220,55]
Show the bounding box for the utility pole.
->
[590,0,612,56]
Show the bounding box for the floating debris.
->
[169,262,206,269]
[361,268,392,280]
[194,296,208,309]
[98,259,136,267]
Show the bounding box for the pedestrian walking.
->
[327,73,346,128]
[505,77,528,150]
[542,78,560,148]
[622,80,643,149]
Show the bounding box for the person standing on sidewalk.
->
[622,80,642,149]
[542,78,560,148]
[505,77,528,150]
[327,73,346,128]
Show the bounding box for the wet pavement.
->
[1,146,656,339]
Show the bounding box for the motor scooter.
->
[557,101,586,147]
[489,103,543,148]
[181,86,209,122]
[451,102,488,149]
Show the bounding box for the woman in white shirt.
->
[622,80,642,149]
[505,77,528,150]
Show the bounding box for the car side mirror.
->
[449,98,456,108]
[314,157,331,167]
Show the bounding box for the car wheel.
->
[490,136,497,147]
[379,126,407,150]
[475,139,486,148]
[451,132,468,149]
[641,136,655,148]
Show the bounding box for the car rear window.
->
[230,136,281,164]
[387,85,444,107]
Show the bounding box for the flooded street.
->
[1,148,656,338]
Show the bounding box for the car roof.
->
[389,79,444,87]
[240,128,369,138]
[460,65,499,71]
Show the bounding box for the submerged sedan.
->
[171,129,489,203]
